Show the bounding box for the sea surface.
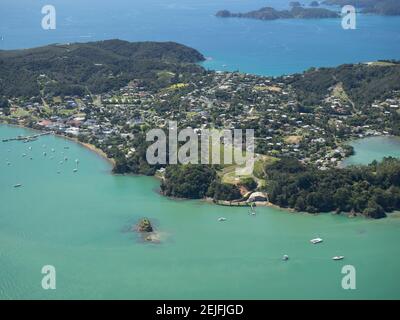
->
[1,124,400,299]
[1,0,400,300]
[1,0,400,75]
[342,136,400,167]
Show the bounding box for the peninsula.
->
[1,40,400,219]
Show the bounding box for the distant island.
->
[323,0,400,16]
[216,6,339,21]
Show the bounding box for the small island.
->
[216,6,339,21]
[134,218,160,243]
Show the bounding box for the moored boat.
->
[310,238,323,244]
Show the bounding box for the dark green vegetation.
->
[263,157,400,218]
[287,61,400,105]
[161,165,217,199]
[216,6,339,20]
[160,165,242,201]
[0,39,205,98]
[156,156,400,218]
[323,0,400,15]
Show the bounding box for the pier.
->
[2,132,52,143]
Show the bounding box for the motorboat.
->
[13,184,22,188]
[332,256,344,261]
[218,217,227,222]
[282,255,289,261]
[310,238,323,244]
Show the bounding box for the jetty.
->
[2,132,52,143]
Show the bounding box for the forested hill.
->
[0,39,205,98]
[285,61,400,107]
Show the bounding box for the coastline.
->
[0,121,116,167]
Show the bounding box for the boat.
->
[218,217,227,222]
[13,184,22,188]
[73,168,78,173]
[310,238,323,244]
[282,255,289,261]
[332,256,344,261]
[249,204,256,216]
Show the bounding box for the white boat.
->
[13,184,22,188]
[73,168,78,173]
[332,256,344,261]
[218,217,227,222]
[249,204,256,216]
[282,255,289,261]
[310,238,323,244]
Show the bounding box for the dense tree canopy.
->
[0,40,205,98]
[263,157,400,218]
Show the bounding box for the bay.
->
[1,124,400,299]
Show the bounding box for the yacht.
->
[249,204,256,216]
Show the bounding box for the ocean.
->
[1,0,400,75]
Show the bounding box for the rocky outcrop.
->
[136,218,153,233]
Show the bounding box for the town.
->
[1,68,399,174]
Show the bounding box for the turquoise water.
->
[1,124,400,299]
[1,0,400,75]
[342,136,400,166]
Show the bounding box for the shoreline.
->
[0,122,397,217]
[0,121,116,167]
